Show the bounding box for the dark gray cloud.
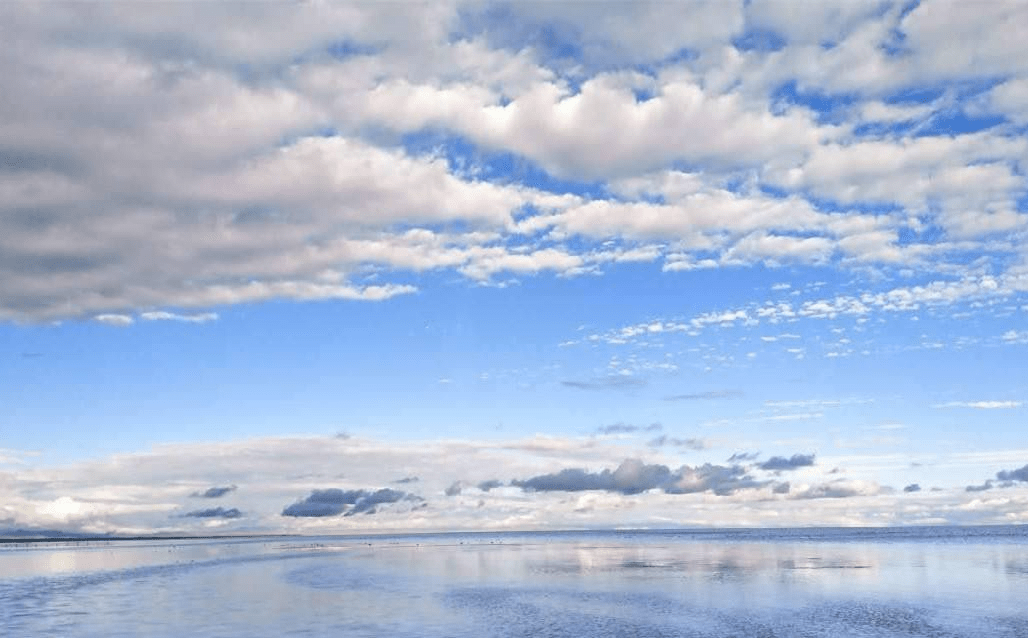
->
[512,458,765,496]
[903,483,921,493]
[281,488,421,517]
[996,464,1028,482]
[647,435,707,450]
[727,451,760,462]
[965,464,1028,492]
[663,390,743,401]
[773,482,791,494]
[562,375,646,390]
[759,454,815,471]
[477,479,504,492]
[393,476,419,484]
[183,507,242,519]
[190,485,237,498]
[595,422,662,435]
[966,481,993,492]
[445,481,463,496]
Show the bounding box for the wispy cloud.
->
[663,390,743,401]
[190,485,237,499]
[561,375,646,390]
[933,401,1022,409]
[595,422,662,435]
[648,436,708,451]
[182,507,242,519]
[140,311,219,323]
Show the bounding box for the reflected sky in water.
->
[2,527,1027,637]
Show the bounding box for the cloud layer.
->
[2,433,1027,536]
[1,1,1026,323]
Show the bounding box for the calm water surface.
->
[2,526,1027,637]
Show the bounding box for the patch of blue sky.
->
[634,48,701,78]
[284,39,380,70]
[879,1,923,57]
[757,185,903,219]
[912,109,1006,138]
[398,129,609,199]
[731,28,787,53]
[883,85,946,105]
[236,40,379,84]
[770,80,859,123]
[455,4,583,75]
[895,222,943,245]
[851,120,926,138]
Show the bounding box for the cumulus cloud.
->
[182,507,242,519]
[281,488,421,517]
[903,484,922,493]
[1,1,1025,325]
[191,485,237,499]
[759,454,816,471]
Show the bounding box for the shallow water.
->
[2,526,1027,637]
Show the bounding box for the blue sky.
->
[1,0,1027,535]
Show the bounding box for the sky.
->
[1,0,1028,536]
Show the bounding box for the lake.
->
[2,526,1027,637]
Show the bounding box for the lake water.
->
[2,526,1027,637]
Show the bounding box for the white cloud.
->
[933,401,1023,410]
[0,0,1025,327]
[94,314,134,326]
[140,311,218,324]
[1002,330,1028,344]
[584,273,1028,347]
[4,432,1028,534]
[987,78,1028,124]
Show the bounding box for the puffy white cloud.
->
[987,78,1028,124]
[0,0,1025,326]
[94,314,134,327]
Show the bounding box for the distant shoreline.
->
[0,534,290,544]
[2,523,1026,545]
